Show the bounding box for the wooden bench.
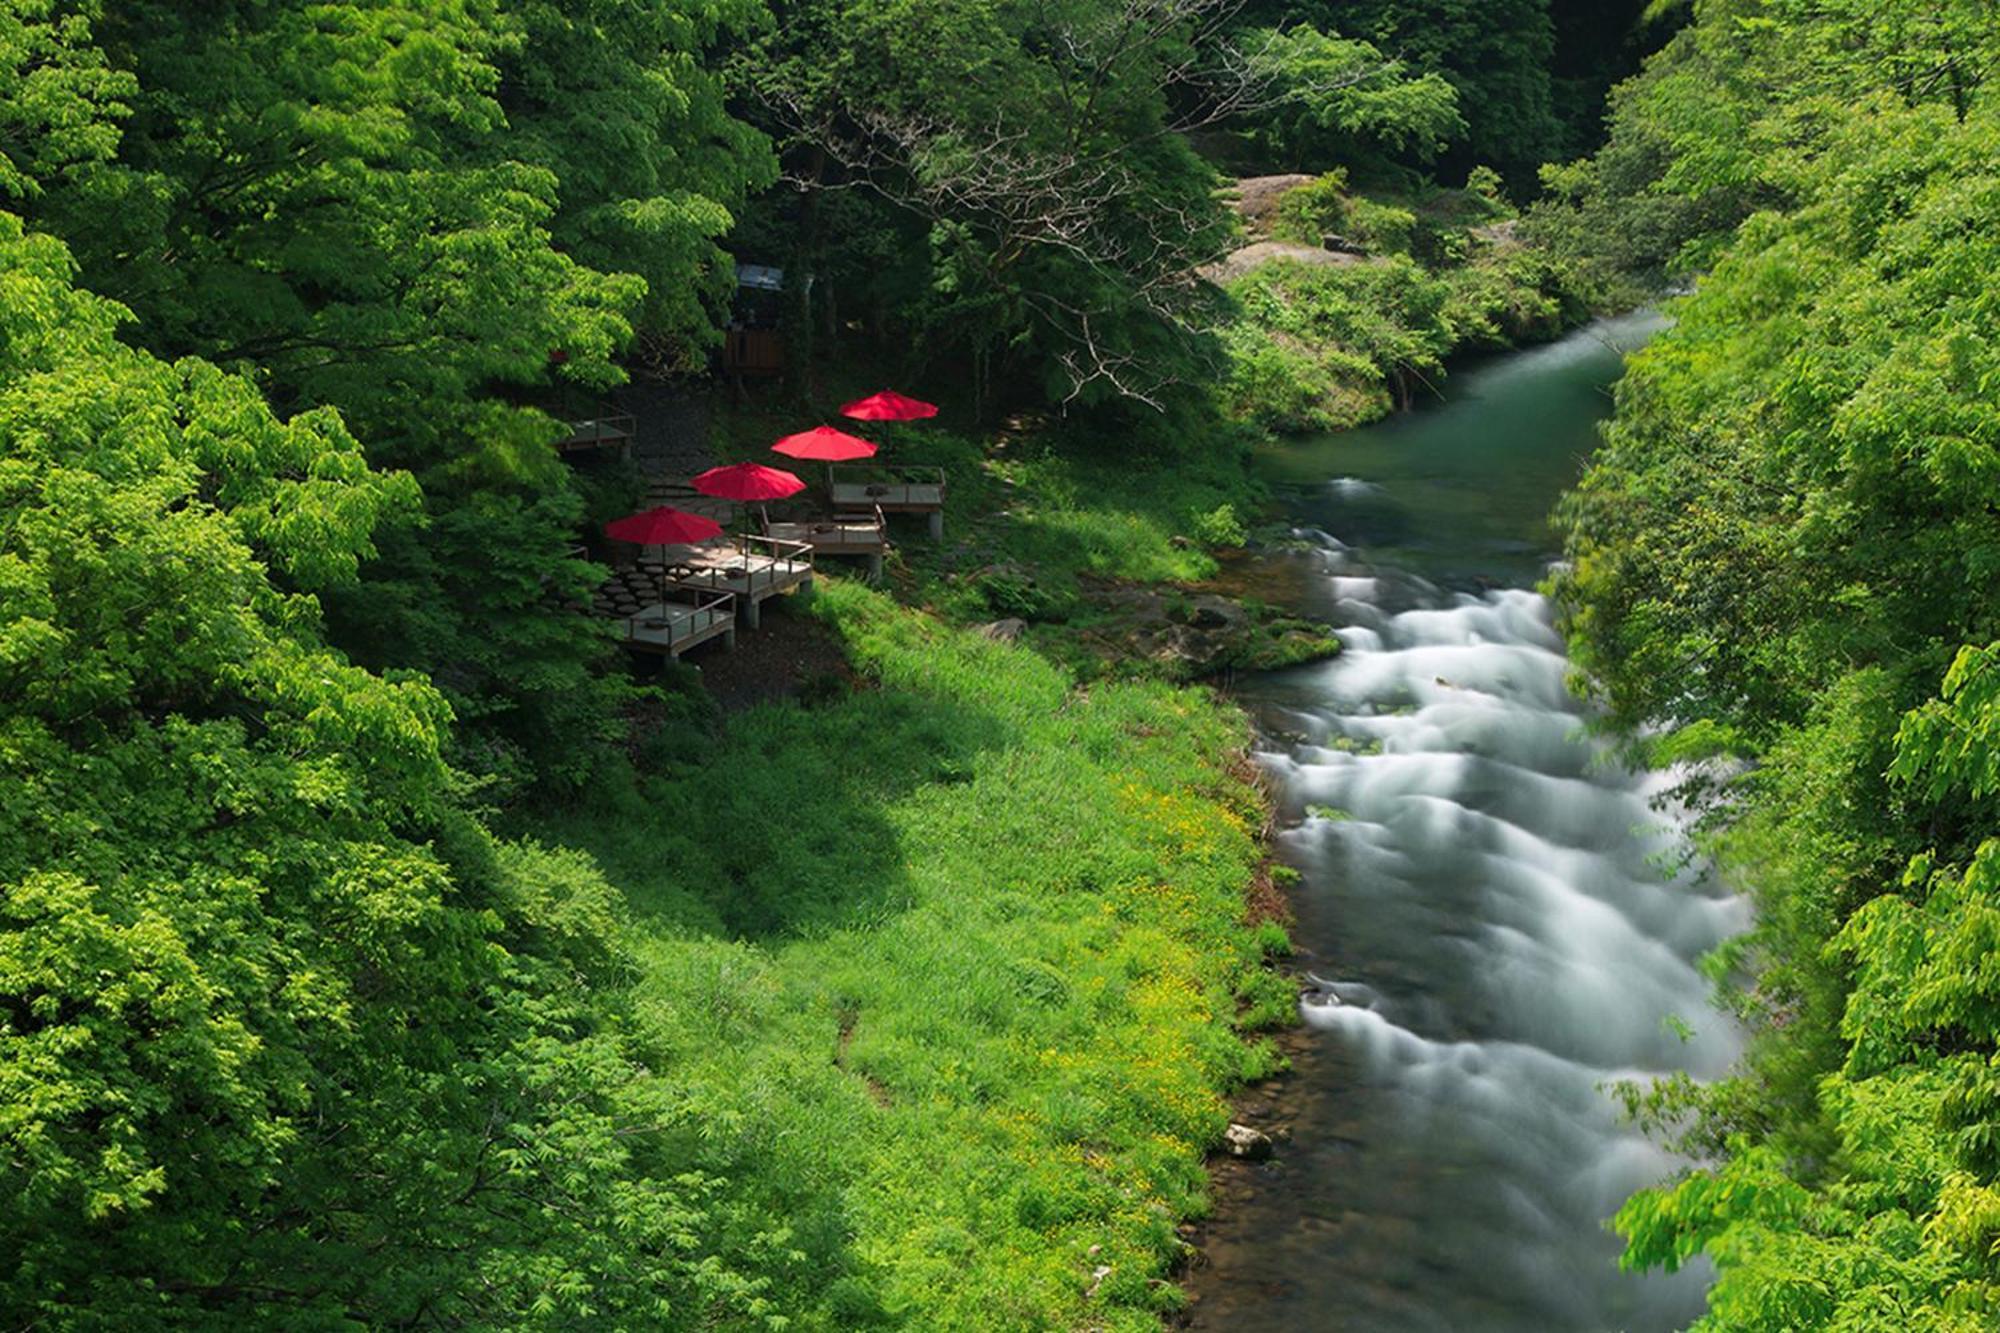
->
[828,466,947,540]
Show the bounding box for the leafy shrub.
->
[1464,165,1512,214]
[1442,247,1574,350]
[970,566,1076,621]
[1345,196,1418,254]
[1271,170,1349,244]
[1218,322,1374,432]
[1221,256,1452,431]
[1192,501,1249,548]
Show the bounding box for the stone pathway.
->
[603,374,739,522]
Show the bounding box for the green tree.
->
[1258,0,1560,180]
[1546,2,2000,1325]
[737,0,1246,412]
[497,0,777,364]
[0,211,786,1328]
[15,0,772,794]
[1243,23,1463,169]
[0,0,131,200]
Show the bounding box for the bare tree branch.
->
[751,0,1397,406]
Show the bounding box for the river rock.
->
[1186,596,1243,630]
[978,618,1027,642]
[1223,1122,1273,1160]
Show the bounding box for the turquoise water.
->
[1190,313,1742,1332]
[1257,312,1665,591]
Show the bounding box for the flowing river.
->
[1189,313,1748,1331]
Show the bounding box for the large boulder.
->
[1199,240,1367,285]
[1224,174,1317,233]
[1185,595,1246,630]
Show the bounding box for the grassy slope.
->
[527,580,1292,1328]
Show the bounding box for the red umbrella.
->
[839,390,939,422]
[692,461,806,530]
[692,462,806,501]
[604,505,723,546]
[603,506,723,614]
[772,425,879,462]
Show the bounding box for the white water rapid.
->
[1189,315,1745,1331]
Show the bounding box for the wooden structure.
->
[649,534,813,629]
[723,262,786,377]
[721,329,783,376]
[620,589,737,658]
[765,508,890,581]
[829,465,947,540]
[556,414,636,455]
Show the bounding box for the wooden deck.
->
[619,589,736,657]
[650,534,813,628]
[829,465,947,539]
[556,414,636,453]
[766,509,889,579]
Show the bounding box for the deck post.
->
[927,510,944,541]
[867,552,884,581]
[724,626,738,651]
[741,596,761,630]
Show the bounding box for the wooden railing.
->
[827,464,947,488]
[626,587,734,648]
[737,532,815,576]
[658,534,814,598]
[766,504,887,547]
[556,414,637,450]
[828,465,946,512]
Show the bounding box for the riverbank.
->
[515,359,1371,1324]
[1215,172,1592,436]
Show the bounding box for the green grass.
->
[908,431,1266,621]
[524,580,1291,1328]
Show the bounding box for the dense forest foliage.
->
[1542,0,2000,1325]
[0,0,1680,1327]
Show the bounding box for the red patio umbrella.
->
[839,390,938,422]
[692,461,806,530]
[604,506,724,613]
[771,424,879,461]
[604,505,724,546]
